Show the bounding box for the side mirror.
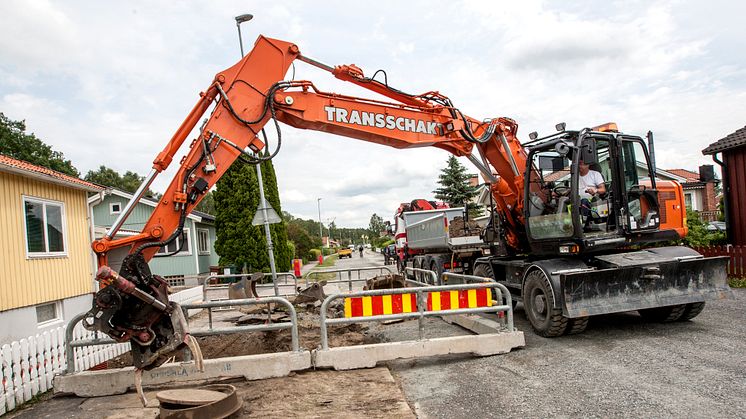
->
[580,139,598,165]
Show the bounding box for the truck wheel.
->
[429,259,443,285]
[523,269,567,337]
[638,304,686,322]
[565,317,589,335]
[678,302,706,321]
[474,264,517,308]
[413,259,423,282]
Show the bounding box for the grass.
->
[306,254,339,281]
[728,277,746,288]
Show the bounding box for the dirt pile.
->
[449,216,482,237]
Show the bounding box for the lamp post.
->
[235,13,279,296]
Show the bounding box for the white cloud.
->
[1,0,744,228]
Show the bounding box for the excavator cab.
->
[523,128,667,255]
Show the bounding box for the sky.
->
[1,0,745,228]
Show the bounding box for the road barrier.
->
[202,273,300,302]
[314,279,524,370]
[304,266,394,291]
[55,296,312,397]
[62,296,302,375]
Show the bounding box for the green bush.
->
[309,248,321,260]
[682,210,727,247]
[729,277,746,288]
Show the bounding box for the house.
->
[658,166,719,221]
[0,155,103,344]
[88,188,219,284]
[703,125,746,245]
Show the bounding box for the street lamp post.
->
[235,13,279,296]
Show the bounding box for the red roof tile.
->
[664,168,700,182]
[0,154,103,191]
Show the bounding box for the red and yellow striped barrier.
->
[344,288,493,318]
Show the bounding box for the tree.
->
[214,162,265,271]
[195,190,215,215]
[369,213,386,237]
[213,158,292,272]
[259,158,292,272]
[433,155,481,216]
[84,165,159,199]
[0,113,79,176]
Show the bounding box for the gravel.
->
[381,289,746,418]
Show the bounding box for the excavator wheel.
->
[638,304,687,322]
[565,317,589,335]
[678,302,706,321]
[523,269,568,337]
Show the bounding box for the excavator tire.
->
[678,302,706,321]
[523,269,568,337]
[565,317,589,335]
[638,304,687,322]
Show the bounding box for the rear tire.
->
[565,317,589,335]
[523,269,568,337]
[638,304,687,322]
[678,302,706,321]
[429,259,442,285]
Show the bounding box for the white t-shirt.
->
[579,170,604,199]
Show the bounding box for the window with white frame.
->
[23,196,66,257]
[110,201,122,214]
[197,228,210,255]
[36,301,61,326]
[155,228,191,256]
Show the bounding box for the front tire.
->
[523,269,568,337]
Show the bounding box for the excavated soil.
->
[105,309,380,369]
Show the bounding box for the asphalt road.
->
[377,287,745,418]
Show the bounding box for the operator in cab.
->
[578,159,606,226]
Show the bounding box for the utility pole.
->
[236,13,279,296]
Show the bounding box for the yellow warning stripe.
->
[382,294,393,315]
[362,296,372,316]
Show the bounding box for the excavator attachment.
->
[561,247,733,318]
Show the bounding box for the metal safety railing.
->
[202,273,299,302]
[319,281,514,350]
[404,267,441,286]
[304,266,393,292]
[63,296,300,374]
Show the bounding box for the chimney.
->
[469,175,479,187]
[699,165,715,182]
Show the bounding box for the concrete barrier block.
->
[54,350,312,397]
[314,331,525,370]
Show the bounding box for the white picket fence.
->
[0,286,203,415]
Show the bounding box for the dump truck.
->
[393,199,489,282]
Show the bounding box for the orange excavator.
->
[85,35,732,369]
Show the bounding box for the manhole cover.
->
[156,384,242,418]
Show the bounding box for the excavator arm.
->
[86,35,529,369]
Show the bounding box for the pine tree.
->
[433,155,481,216]
[214,157,293,273]
[214,162,265,271]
